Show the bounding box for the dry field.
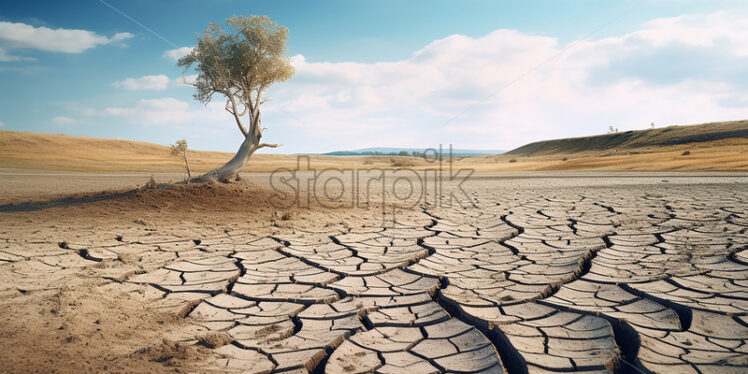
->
[2,120,747,174]
[1,122,747,373]
[1,170,747,373]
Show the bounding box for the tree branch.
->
[249,87,264,137]
[255,86,264,110]
[226,96,249,137]
[257,142,281,149]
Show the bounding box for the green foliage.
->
[178,15,295,106]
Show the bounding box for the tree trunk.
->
[192,137,257,183]
[183,152,191,183]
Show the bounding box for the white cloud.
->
[633,12,748,55]
[0,121,4,127]
[104,107,134,116]
[163,46,194,61]
[0,22,133,62]
[112,74,170,90]
[259,11,748,150]
[112,32,133,42]
[103,97,221,125]
[52,116,77,124]
[0,48,34,62]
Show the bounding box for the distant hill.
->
[506,120,748,156]
[0,119,746,172]
[457,120,748,171]
[0,130,235,172]
[322,147,504,157]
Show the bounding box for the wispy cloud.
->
[112,74,170,90]
[0,21,133,62]
[0,48,35,62]
[102,97,223,125]
[163,46,194,62]
[52,116,78,124]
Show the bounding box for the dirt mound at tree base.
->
[117,182,282,214]
[0,181,288,215]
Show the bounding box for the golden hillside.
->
[0,131,375,173]
[1,120,747,172]
[466,120,748,171]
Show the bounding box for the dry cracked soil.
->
[1,172,747,373]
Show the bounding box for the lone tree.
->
[179,15,295,183]
[170,139,191,182]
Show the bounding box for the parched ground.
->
[1,172,747,373]
[2,124,748,173]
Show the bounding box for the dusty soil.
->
[1,171,747,373]
[0,180,329,373]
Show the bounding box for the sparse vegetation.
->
[170,139,191,182]
[682,150,691,156]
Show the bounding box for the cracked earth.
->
[1,175,747,373]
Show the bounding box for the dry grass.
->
[1,122,747,173]
[507,120,748,155]
[0,130,431,173]
[465,138,748,171]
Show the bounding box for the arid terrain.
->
[4,0,748,372]
[2,121,747,173]
[1,121,747,373]
[1,169,747,373]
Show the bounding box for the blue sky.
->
[1,0,747,153]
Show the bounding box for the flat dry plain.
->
[2,128,747,173]
[1,170,747,374]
